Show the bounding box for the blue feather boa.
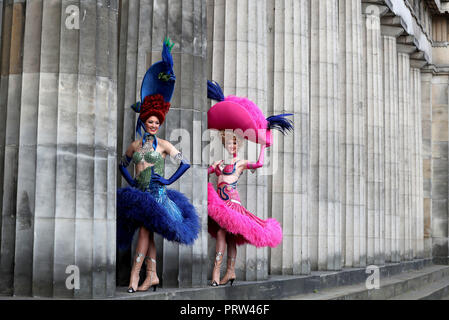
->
[117,187,200,250]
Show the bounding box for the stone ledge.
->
[285,264,449,300]
[110,258,434,300]
[0,258,440,300]
[392,274,449,300]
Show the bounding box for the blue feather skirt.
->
[117,182,200,250]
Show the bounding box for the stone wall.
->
[0,0,118,298]
[0,0,448,298]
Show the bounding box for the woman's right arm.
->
[119,142,138,187]
[208,160,223,176]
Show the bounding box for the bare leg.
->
[216,228,227,256]
[211,229,227,286]
[220,234,237,285]
[128,227,150,292]
[227,234,237,259]
[137,231,160,291]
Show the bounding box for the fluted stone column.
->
[382,32,401,263]
[431,74,449,264]
[266,0,310,276]
[118,0,208,288]
[0,0,3,230]
[417,69,425,260]
[362,3,387,266]
[421,70,432,259]
[0,0,25,296]
[0,2,4,256]
[1,0,118,298]
[309,0,341,271]
[339,0,365,268]
[398,52,412,261]
[207,0,269,281]
[410,68,424,259]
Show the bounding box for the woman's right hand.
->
[208,160,224,176]
[213,160,223,167]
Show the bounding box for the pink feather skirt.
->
[207,182,283,248]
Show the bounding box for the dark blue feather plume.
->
[162,37,174,69]
[266,113,294,135]
[207,80,225,102]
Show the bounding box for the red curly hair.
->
[139,94,171,125]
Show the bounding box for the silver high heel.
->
[211,252,223,287]
[137,257,159,292]
[220,256,236,286]
[127,253,145,293]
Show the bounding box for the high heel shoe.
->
[127,253,145,293]
[210,252,223,287]
[137,257,159,292]
[220,256,236,286]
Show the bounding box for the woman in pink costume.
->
[206,81,294,286]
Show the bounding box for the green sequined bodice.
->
[133,138,165,191]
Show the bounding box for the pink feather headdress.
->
[207,81,293,147]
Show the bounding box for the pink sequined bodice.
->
[216,161,243,203]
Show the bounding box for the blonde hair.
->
[220,130,244,149]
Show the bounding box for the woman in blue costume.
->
[117,38,200,293]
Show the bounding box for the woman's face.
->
[145,116,160,135]
[224,137,238,156]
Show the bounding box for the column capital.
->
[380,16,406,38]
[410,51,430,69]
[397,35,418,54]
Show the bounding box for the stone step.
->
[283,265,449,300]
[389,277,449,300]
[111,259,435,300]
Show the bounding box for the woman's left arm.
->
[244,145,267,171]
[151,140,190,185]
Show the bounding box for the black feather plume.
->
[207,80,225,102]
[266,113,294,135]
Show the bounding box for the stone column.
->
[362,3,388,266]
[0,0,3,240]
[431,74,449,264]
[0,0,3,223]
[309,0,341,271]
[381,30,401,263]
[410,67,424,258]
[398,52,412,261]
[207,0,269,281]
[1,0,118,298]
[421,70,433,259]
[118,0,208,288]
[266,0,310,276]
[0,0,25,296]
[339,0,365,268]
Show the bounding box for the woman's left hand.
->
[151,167,171,185]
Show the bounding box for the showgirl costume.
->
[206,81,294,248]
[117,39,200,249]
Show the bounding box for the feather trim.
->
[207,80,225,102]
[162,37,174,68]
[266,113,294,135]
